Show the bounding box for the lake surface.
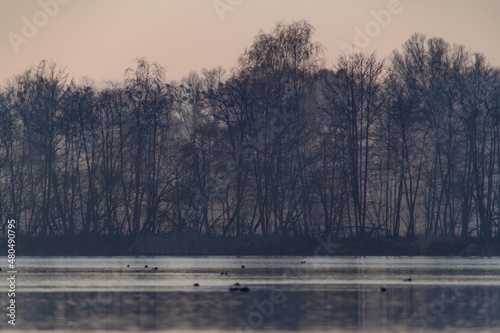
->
[1,256,500,332]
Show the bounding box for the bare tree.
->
[323,52,384,237]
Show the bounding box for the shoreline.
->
[4,234,500,257]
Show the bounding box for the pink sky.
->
[1,0,499,85]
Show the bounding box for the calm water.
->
[1,256,500,332]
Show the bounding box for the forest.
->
[1,21,499,255]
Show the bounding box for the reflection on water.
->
[1,257,500,332]
[8,287,500,332]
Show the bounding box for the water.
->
[2,256,500,332]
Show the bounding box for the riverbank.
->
[5,233,500,256]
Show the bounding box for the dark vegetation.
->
[1,21,499,255]
[11,234,500,256]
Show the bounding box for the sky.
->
[1,0,499,86]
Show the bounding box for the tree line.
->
[1,21,499,240]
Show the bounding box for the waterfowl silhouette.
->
[241,265,245,269]
[144,265,148,268]
[229,282,249,292]
[152,267,158,271]
[193,283,200,287]
[300,261,306,264]
[403,278,412,282]
[378,287,387,292]
[126,264,130,268]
